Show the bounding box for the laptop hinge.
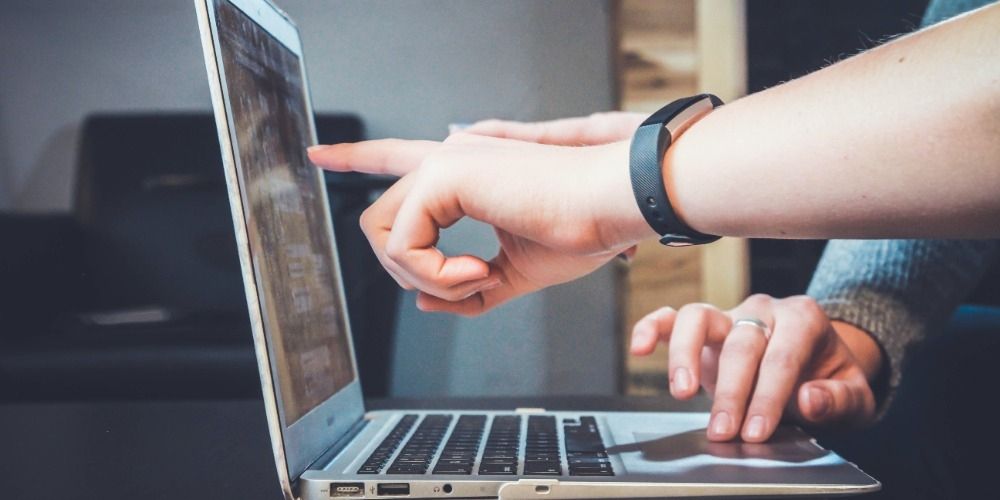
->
[303,417,370,473]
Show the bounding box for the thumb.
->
[414,252,532,316]
[796,375,876,426]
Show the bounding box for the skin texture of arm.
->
[657,2,1000,241]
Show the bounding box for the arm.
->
[308,3,1000,313]
[658,2,1000,240]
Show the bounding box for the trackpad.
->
[608,423,840,481]
[618,427,828,463]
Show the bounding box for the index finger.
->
[307,139,440,177]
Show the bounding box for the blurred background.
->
[0,0,935,405]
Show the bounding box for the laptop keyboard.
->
[357,414,614,477]
[357,414,419,474]
[386,415,452,474]
[434,415,487,475]
[478,415,521,475]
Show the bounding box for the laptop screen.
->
[215,0,355,425]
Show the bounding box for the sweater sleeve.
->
[807,239,998,415]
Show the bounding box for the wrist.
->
[659,108,719,238]
[831,320,884,382]
[590,140,659,250]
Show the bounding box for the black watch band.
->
[629,94,723,247]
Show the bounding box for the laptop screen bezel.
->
[196,0,366,490]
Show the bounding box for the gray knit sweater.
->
[807,240,998,410]
[805,0,999,415]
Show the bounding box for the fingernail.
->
[307,145,331,153]
[672,367,691,394]
[745,415,767,440]
[807,387,831,418]
[710,411,731,437]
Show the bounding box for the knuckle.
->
[786,295,825,318]
[744,293,773,308]
[635,314,658,331]
[722,332,764,356]
[753,391,785,409]
[358,207,375,229]
[384,239,407,262]
[762,349,801,372]
[680,302,715,319]
[655,305,676,315]
[712,390,743,407]
[676,303,715,332]
[775,296,827,336]
[748,395,785,417]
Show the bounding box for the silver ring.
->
[732,318,772,339]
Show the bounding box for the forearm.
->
[666,2,1000,239]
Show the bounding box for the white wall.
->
[0,0,621,396]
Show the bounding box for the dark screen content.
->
[216,0,354,425]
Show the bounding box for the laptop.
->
[194,0,880,498]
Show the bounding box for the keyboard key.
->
[478,415,523,476]
[433,415,486,475]
[358,414,419,474]
[479,463,517,475]
[522,415,561,477]
[387,464,427,474]
[387,414,453,475]
[563,416,615,477]
[433,464,472,475]
[524,461,562,475]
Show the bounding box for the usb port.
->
[330,483,364,497]
[377,483,410,496]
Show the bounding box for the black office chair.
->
[0,113,398,400]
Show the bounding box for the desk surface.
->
[0,396,706,500]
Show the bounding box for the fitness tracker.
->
[629,94,723,247]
